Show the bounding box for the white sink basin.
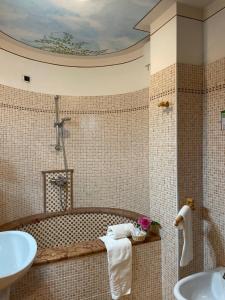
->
[174,267,225,300]
[0,231,37,299]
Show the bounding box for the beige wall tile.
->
[0,86,150,224]
[203,58,225,269]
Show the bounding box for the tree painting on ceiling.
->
[0,0,161,56]
[33,32,108,56]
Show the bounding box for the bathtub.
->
[0,208,162,300]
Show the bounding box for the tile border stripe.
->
[0,102,149,114]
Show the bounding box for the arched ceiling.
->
[0,0,160,56]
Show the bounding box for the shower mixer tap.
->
[50,175,68,187]
[50,174,69,211]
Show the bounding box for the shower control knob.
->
[55,144,62,151]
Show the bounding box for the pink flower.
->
[137,216,152,231]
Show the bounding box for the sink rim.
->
[174,267,225,300]
[0,230,37,279]
[174,272,207,300]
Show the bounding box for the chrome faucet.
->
[50,175,68,187]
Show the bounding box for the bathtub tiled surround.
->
[0,86,149,224]
[0,207,160,264]
[11,241,162,300]
[1,207,161,299]
[11,211,138,249]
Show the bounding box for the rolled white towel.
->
[174,205,193,267]
[107,223,135,240]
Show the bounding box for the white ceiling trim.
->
[0,32,149,67]
[135,0,225,35]
[203,0,225,19]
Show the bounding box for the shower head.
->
[54,95,59,101]
[55,117,71,128]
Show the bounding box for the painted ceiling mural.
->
[0,0,160,56]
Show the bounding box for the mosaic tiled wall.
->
[3,57,223,298]
[11,241,162,300]
[149,63,204,298]
[148,58,225,297]
[177,64,204,278]
[203,57,225,269]
[149,64,178,299]
[0,85,149,224]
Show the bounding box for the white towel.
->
[100,236,132,300]
[107,223,134,240]
[174,205,193,267]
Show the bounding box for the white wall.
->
[0,42,150,96]
[150,17,177,74]
[177,16,203,65]
[150,3,225,72]
[150,14,204,75]
[204,8,225,64]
